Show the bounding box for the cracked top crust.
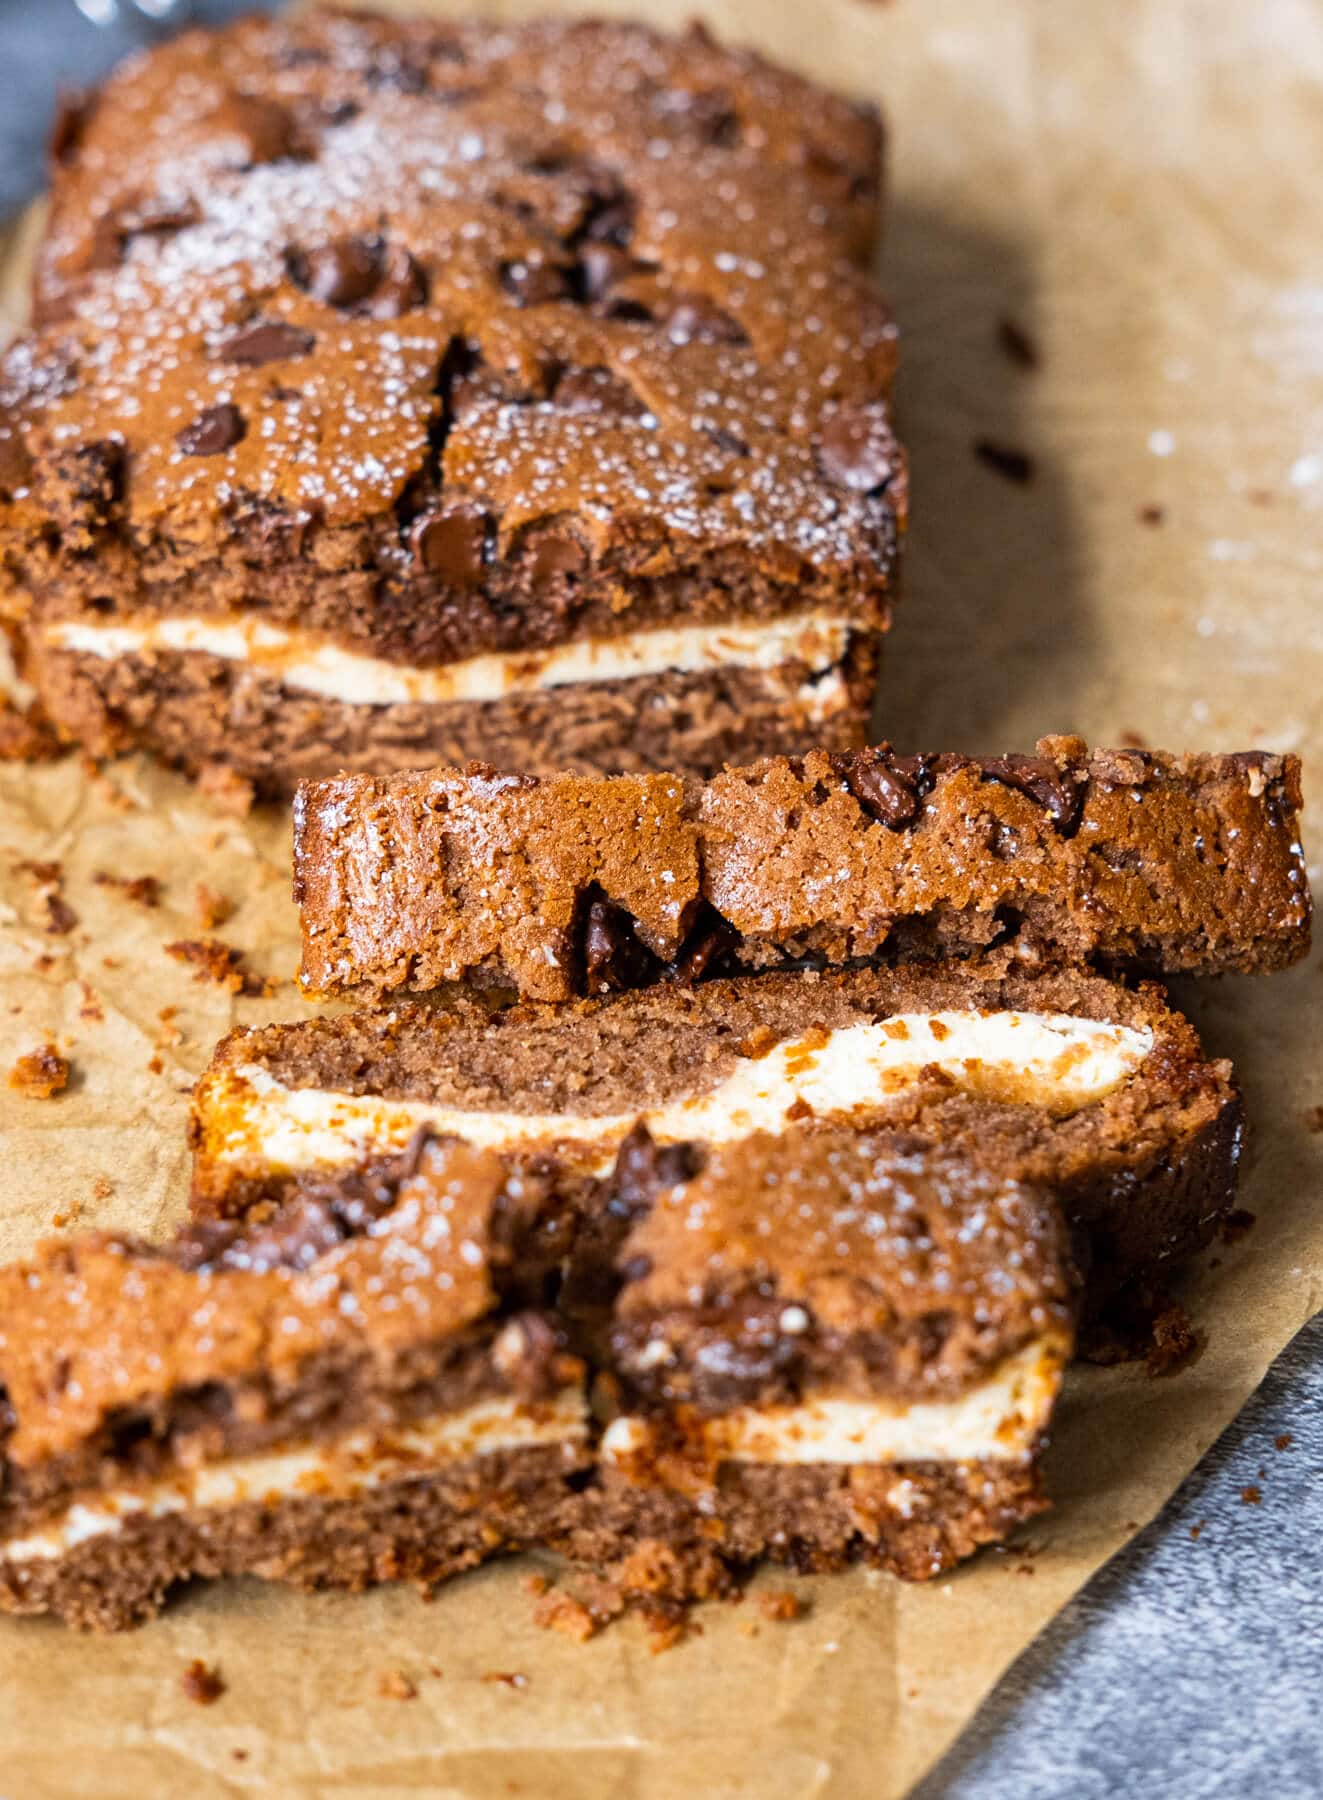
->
[0,9,904,661]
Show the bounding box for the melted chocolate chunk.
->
[499,258,573,306]
[218,320,315,365]
[839,750,920,827]
[581,894,658,995]
[817,404,897,493]
[529,532,588,585]
[410,504,488,584]
[176,403,246,458]
[289,237,382,308]
[362,244,428,319]
[980,753,1084,833]
[611,1123,701,1226]
[207,92,305,166]
[668,904,740,984]
[664,295,748,345]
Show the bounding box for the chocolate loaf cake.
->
[191,962,1240,1314]
[0,9,903,790]
[294,738,1310,996]
[0,1121,1073,1628]
[0,1135,588,1631]
[558,1123,1075,1597]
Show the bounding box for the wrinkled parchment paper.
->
[0,1,1320,1793]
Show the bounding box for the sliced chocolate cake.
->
[294,738,1309,998]
[559,1123,1076,1597]
[0,1137,588,1630]
[191,962,1241,1315]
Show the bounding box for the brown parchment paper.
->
[0,1,1321,1793]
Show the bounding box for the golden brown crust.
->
[295,738,1311,996]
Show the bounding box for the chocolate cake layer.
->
[27,627,877,791]
[295,738,1310,996]
[0,10,904,785]
[192,962,1238,1311]
[0,1137,590,1629]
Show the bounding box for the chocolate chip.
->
[840,752,919,828]
[581,193,635,248]
[289,237,382,308]
[86,211,125,272]
[582,895,656,994]
[973,438,1035,484]
[668,906,740,984]
[651,86,740,147]
[208,92,303,166]
[610,1123,701,1225]
[49,89,90,165]
[176,403,246,458]
[817,405,897,494]
[362,245,428,319]
[492,1312,561,1396]
[704,425,750,457]
[529,531,588,585]
[980,754,1084,833]
[500,258,573,306]
[997,317,1040,370]
[553,367,645,417]
[124,198,200,238]
[218,320,315,365]
[664,295,747,346]
[410,504,488,584]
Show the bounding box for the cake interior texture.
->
[0,9,905,787]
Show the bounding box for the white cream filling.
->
[602,1339,1060,1472]
[205,1010,1153,1181]
[41,610,853,707]
[1,1389,586,1567]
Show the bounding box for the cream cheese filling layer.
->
[602,1338,1063,1473]
[203,1010,1154,1182]
[0,1389,587,1567]
[41,609,853,707]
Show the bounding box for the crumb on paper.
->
[1190,1520,1205,1541]
[1304,1105,1323,1133]
[996,316,1039,369]
[8,1046,70,1098]
[155,1006,184,1049]
[78,982,104,1024]
[194,884,235,931]
[758,1590,805,1623]
[532,1590,598,1642]
[1138,503,1165,526]
[91,1175,113,1200]
[164,937,272,997]
[1145,1303,1202,1378]
[17,859,78,935]
[93,870,162,908]
[180,1660,225,1705]
[520,1573,550,1598]
[1220,1208,1257,1245]
[1240,1485,1262,1506]
[1275,1433,1294,1451]
[1118,729,1149,749]
[481,1671,529,1689]
[973,438,1035,484]
[376,1668,417,1700]
[197,763,256,818]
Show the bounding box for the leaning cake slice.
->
[563,1123,1076,1597]
[293,738,1309,998]
[191,962,1241,1318]
[0,1138,588,1630]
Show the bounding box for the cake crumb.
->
[481,1671,529,1689]
[93,870,162,907]
[520,1573,550,1597]
[376,1668,417,1700]
[1190,1520,1205,1541]
[532,1590,598,1642]
[1240,1485,1262,1506]
[78,983,104,1024]
[8,1046,70,1098]
[758,1589,805,1623]
[180,1660,225,1705]
[973,438,1035,484]
[194,884,235,931]
[197,763,255,817]
[1303,1106,1323,1133]
[996,316,1039,370]
[164,937,271,996]
[91,1175,113,1200]
[1138,503,1165,526]
[0,694,61,763]
[1275,1433,1294,1451]
[1220,1208,1256,1244]
[1145,1303,1201,1377]
[18,860,78,935]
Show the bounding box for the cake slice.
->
[191,963,1241,1317]
[0,1137,589,1630]
[0,10,901,790]
[294,738,1309,997]
[560,1123,1076,1597]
